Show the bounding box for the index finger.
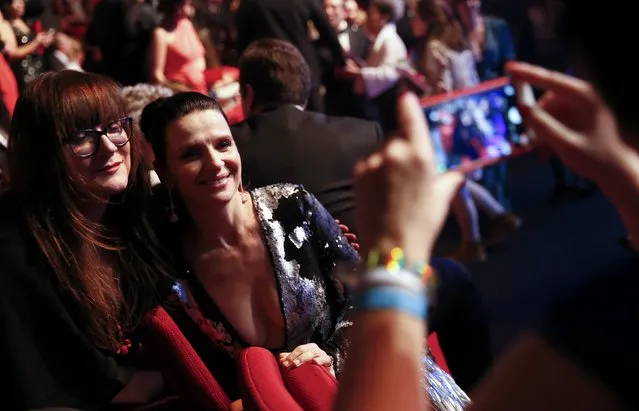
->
[395,90,434,161]
[506,62,594,100]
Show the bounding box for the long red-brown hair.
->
[7,71,172,351]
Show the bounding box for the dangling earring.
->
[239,181,248,203]
[167,188,179,223]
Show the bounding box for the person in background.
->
[86,0,159,86]
[234,0,346,112]
[452,0,516,209]
[343,0,407,133]
[121,83,175,186]
[0,10,18,122]
[410,0,521,262]
[192,0,238,66]
[234,38,382,232]
[396,0,419,52]
[47,31,84,71]
[343,0,365,28]
[322,0,374,119]
[1,0,55,90]
[150,0,208,94]
[453,0,514,81]
[519,0,593,201]
[25,0,60,30]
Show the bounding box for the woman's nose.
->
[204,148,225,169]
[99,134,119,154]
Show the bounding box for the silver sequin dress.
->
[171,184,470,409]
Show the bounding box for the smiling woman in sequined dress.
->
[140,91,470,409]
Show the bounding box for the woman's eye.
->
[70,133,91,144]
[217,140,232,150]
[107,123,122,134]
[180,147,201,160]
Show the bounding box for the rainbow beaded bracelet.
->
[366,247,436,286]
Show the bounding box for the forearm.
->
[5,41,39,60]
[334,243,428,410]
[334,312,426,411]
[360,65,400,98]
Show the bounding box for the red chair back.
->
[140,306,232,411]
[428,333,451,374]
[238,347,303,411]
[281,361,338,411]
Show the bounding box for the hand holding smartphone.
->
[420,78,536,174]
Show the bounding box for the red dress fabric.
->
[0,53,18,117]
[164,18,207,95]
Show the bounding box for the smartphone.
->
[420,77,534,174]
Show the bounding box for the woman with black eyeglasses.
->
[0,70,174,410]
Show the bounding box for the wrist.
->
[354,286,428,319]
[359,247,436,291]
[599,151,639,205]
[367,238,430,267]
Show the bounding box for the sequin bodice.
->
[173,184,359,370]
[172,184,470,409]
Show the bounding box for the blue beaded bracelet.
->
[354,286,428,318]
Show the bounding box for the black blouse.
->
[0,194,160,410]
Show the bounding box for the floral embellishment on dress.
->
[173,280,243,358]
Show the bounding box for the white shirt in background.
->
[360,23,408,98]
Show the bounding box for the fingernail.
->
[282,360,290,367]
[293,360,300,366]
[517,82,536,108]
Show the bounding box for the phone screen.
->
[421,77,532,173]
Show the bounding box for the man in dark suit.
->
[232,39,494,391]
[234,0,346,112]
[232,38,382,231]
[321,0,376,120]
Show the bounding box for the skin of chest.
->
[191,235,287,349]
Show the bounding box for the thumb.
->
[521,104,579,148]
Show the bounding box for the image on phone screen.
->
[421,78,530,174]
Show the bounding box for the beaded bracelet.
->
[357,266,425,293]
[366,247,436,286]
[354,286,428,319]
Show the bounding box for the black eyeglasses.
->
[65,117,133,158]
